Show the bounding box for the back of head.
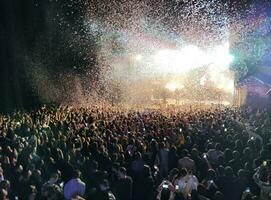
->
[241,192,253,200]
[118,167,127,176]
[135,152,142,160]
[143,165,151,177]
[180,168,188,177]
[238,169,246,178]
[160,188,171,200]
[197,184,206,195]
[215,143,222,151]
[174,192,186,200]
[233,150,240,159]
[191,148,199,158]
[191,189,198,198]
[208,169,217,180]
[182,149,189,157]
[214,191,224,200]
[72,169,81,179]
[225,166,233,178]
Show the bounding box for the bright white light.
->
[152,42,233,75]
[211,42,234,68]
[165,82,178,92]
[153,45,211,74]
[207,66,235,94]
[200,75,206,86]
[134,54,143,61]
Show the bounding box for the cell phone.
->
[245,187,250,193]
[263,161,267,166]
[162,181,169,189]
[175,185,179,190]
[251,136,254,140]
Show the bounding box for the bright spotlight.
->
[151,41,233,75]
[153,45,211,74]
[134,54,143,61]
[211,42,234,68]
[165,82,178,92]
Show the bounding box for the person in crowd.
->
[253,165,271,200]
[115,167,133,200]
[156,142,169,178]
[135,165,154,200]
[177,168,199,198]
[207,143,224,167]
[93,179,116,200]
[64,170,86,199]
[178,149,195,172]
[0,104,269,200]
[233,169,250,200]
[214,191,224,200]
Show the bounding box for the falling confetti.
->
[24,0,271,106]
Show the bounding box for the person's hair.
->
[215,143,222,151]
[143,165,152,177]
[238,169,246,178]
[72,170,81,179]
[233,150,240,159]
[179,168,188,177]
[169,168,179,177]
[119,167,127,174]
[197,184,206,195]
[160,188,171,200]
[174,192,186,200]
[224,148,233,161]
[182,149,188,157]
[217,165,225,176]
[241,192,253,200]
[225,166,233,178]
[208,169,217,180]
[134,152,141,160]
[191,189,199,200]
[160,142,166,149]
[90,160,99,170]
[191,148,199,157]
[214,191,224,200]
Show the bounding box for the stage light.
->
[211,42,234,68]
[152,42,233,75]
[153,45,211,74]
[165,82,178,92]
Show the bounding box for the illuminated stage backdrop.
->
[105,42,235,106]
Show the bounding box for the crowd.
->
[0,104,270,200]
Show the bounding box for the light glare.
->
[165,82,178,91]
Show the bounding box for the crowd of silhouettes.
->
[0,104,270,200]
